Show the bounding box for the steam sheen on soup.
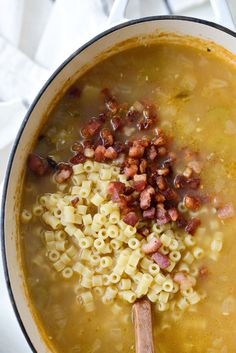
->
[20,41,236,353]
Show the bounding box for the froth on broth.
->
[20,38,236,353]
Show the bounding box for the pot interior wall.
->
[3,17,236,352]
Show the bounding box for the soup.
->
[20,40,236,353]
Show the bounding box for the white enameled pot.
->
[2,15,236,353]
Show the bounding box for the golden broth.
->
[21,42,236,353]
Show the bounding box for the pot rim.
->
[1,15,236,353]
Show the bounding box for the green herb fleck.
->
[174,90,190,99]
[67,110,80,118]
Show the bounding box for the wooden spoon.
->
[133,299,155,353]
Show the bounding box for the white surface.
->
[0,1,235,353]
[0,100,27,149]
[35,0,109,69]
[0,238,31,353]
[0,36,49,102]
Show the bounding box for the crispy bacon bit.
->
[97,113,106,124]
[184,194,200,211]
[140,186,155,210]
[148,146,157,160]
[154,127,163,136]
[138,117,153,130]
[152,252,170,269]
[123,211,139,226]
[137,105,156,130]
[217,203,235,220]
[71,197,80,207]
[27,154,48,176]
[111,116,122,131]
[113,141,126,153]
[158,146,167,156]
[134,174,147,183]
[126,157,139,166]
[174,174,187,189]
[55,163,72,184]
[117,196,129,212]
[104,147,118,160]
[107,99,118,113]
[70,152,86,164]
[188,160,202,174]
[100,128,113,147]
[139,159,147,173]
[156,206,170,225]
[82,140,93,149]
[186,177,200,189]
[94,145,106,162]
[72,142,84,152]
[163,152,176,166]
[81,118,102,138]
[127,108,140,122]
[107,181,125,201]
[174,175,200,189]
[142,238,162,254]
[185,218,201,235]
[124,165,138,178]
[139,137,150,148]
[161,187,178,201]
[101,88,118,113]
[143,207,156,219]
[173,272,194,290]
[152,135,166,147]
[148,171,157,187]
[133,176,147,192]
[176,215,187,228]
[168,207,179,221]
[143,104,156,119]
[137,226,150,237]
[156,176,167,191]
[123,186,135,196]
[134,181,146,192]
[129,144,145,158]
[155,193,166,203]
[111,190,122,202]
[106,99,118,113]
[157,167,169,176]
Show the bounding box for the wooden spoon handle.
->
[132,299,155,353]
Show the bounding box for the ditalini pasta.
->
[25,160,222,312]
